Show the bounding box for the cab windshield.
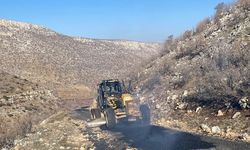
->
[102,82,122,95]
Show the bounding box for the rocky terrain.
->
[0,13,161,149]
[0,71,59,148]
[132,0,250,142]
[0,19,160,98]
[10,105,250,150]
[10,107,135,150]
[1,0,250,149]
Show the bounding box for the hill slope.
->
[133,0,249,141]
[0,19,160,98]
[0,71,59,148]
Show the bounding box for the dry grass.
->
[0,115,32,147]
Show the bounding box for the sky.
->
[0,0,234,42]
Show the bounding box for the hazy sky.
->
[0,0,234,42]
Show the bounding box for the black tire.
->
[125,101,132,122]
[104,108,116,129]
[140,104,150,125]
[90,108,101,119]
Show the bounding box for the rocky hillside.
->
[0,19,160,98]
[133,0,250,141]
[0,71,59,148]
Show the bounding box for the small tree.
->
[214,2,226,25]
[163,35,174,53]
[196,18,210,33]
[182,30,193,40]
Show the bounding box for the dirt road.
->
[11,103,250,150]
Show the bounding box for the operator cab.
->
[101,80,122,97]
[97,79,124,110]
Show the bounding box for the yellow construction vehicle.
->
[87,79,140,128]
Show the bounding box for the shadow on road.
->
[73,105,249,150]
[73,106,215,150]
[102,104,215,150]
[107,124,215,150]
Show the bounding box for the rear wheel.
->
[125,101,138,122]
[140,104,150,125]
[104,108,116,129]
[90,108,101,119]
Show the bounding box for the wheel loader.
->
[87,79,140,129]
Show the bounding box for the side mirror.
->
[121,80,126,93]
[128,80,132,92]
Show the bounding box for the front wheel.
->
[90,108,101,119]
[104,108,116,129]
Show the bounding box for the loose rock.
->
[240,133,249,141]
[155,104,161,109]
[232,112,241,119]
[182,90,188,98]
[211,126,221,134]
[172,95,178,100]
[217,110,224,116]
[176,103,187,110]
[201,124,211,133]
[226,126,232,133]
[196,107,202,113]
[239,97,249,109]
